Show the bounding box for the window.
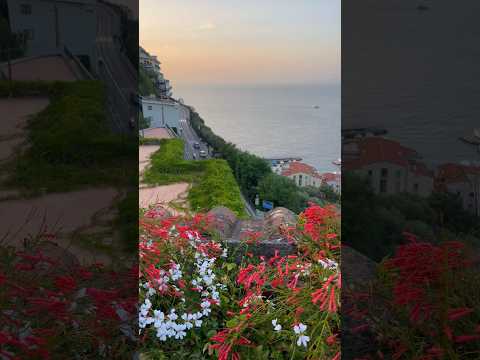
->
[396,170,402,178]
[147,106,152,110]
[413,183,419,193]
[368,170,373,176]
[299,175,303,186]
[381,168,388,177]
[380,179,387,193]
[20,4,32,15]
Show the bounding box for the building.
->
[343,137,434,196]
[139,46,172,97]
[435,163,480,216]
[281,162,323,188]
[7,0,97,70]
[322,172,341,193]
[141,96,184,133]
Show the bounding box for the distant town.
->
[343,128,480,216]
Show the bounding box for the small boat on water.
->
[474,128,480,138]
[460,128,480,145]
[332,158,341,166]
[313,105,320,109]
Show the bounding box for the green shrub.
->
[142,138,245,216]
[4,80,137,193]
[188,160,246,217]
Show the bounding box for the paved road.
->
[178,106,210,161]
[96,3,137,133]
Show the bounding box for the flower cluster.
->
[139,215,227,346]
[139,205,341,360]
[0,238,137,359]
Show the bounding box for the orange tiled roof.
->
[281,162,319,177]
[343,137,433,177]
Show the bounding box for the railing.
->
[63,45,94,80]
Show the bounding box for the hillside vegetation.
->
[142,138,245,216]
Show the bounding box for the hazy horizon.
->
[140,0,340,86]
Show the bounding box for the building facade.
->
[7,0,96,69]
[343,137,434,196]
[141,96,183,133]
[281,162,323,188]
[436,163,480,216]
[139,46,172,97]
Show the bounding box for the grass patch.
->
[1,80,137,195]
[142,138,245,217]
[142,138,204,185]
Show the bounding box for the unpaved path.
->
[0,97,50,161]
[139,130,190,211]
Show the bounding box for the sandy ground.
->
[0,97,49,137]
[0,188,119,244]
[1,56,77,81]
[139,183,189,210]
[0,97,50,160]
[142,127,171,139]
[139,136,189,210]
[139,145,159,174]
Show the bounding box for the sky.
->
[140,0,340,86]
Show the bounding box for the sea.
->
[175,84,340,173]
[343,0,480,168]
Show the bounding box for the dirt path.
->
[139,131,190,212]
[0,97,50,161]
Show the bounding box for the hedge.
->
[142,138,245,217]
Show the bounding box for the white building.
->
[7,0,97,70]
[139,46,172,97]
[322,172,341,193]
[141,96,184,133]
[281,162,323,188]
[343,137,434,196]
[436,163,480,216]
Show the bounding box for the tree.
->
[257,174,308,213]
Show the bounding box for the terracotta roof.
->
[436,163,480,185]
[281,162,319,177]
[343,137,433,177]
[322,172,341,183]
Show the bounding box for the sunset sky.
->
[140,0,340,86]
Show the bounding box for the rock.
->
[206,206,237,238]
[223,207,298,262]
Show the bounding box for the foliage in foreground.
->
[0,236,137,359]
[1,80,137,194]
[347,232,480,359]
[139,204,341,359]
[142,138,245,217]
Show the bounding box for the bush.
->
[257,173,309,214]
[139,204,340,359]
[4,80,137,193]
[188,160,245,217]
[142,138,245,216]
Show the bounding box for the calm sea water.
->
[175,84,340,173]
[343,0,480,167]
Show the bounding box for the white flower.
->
[221,248,228,258]
[168,309,178,321]
[201,300,211,309]
[318,258,338,270]
[297,335,310,347]
[272,319,282,331]
[293,323,307,334]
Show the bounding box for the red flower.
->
[447,307,474,322]
[54,275,77,293]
